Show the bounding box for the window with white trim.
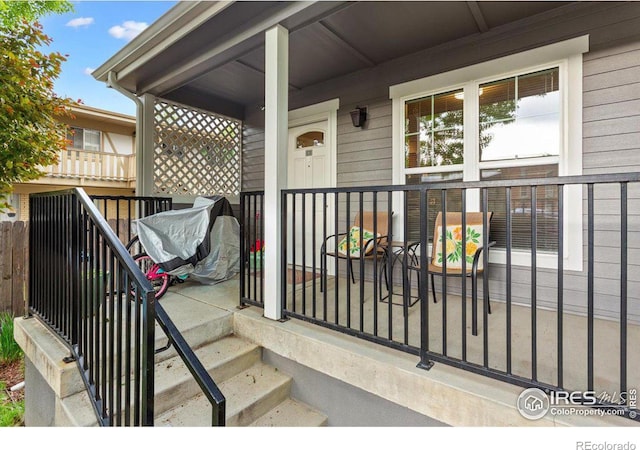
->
[391,37,587,269]
[67,127,101,151]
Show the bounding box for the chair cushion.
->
[337,226,379,257]
[433,224,485,270]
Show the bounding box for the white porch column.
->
[263,25,289,320]
[139,93,156,197]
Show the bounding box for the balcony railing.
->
[249,172,640,421]
[43,149,135,182]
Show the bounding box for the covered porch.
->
[61,0,640,424]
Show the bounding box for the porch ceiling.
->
[94,1,574,118]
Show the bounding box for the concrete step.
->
[249,398,328,427]
[154,335,261,416]
[222,362,292,426]
[50,287,330,427]
[155,362,326,427]
[57,325,328,427]
[153,295,234,364]
[155,362,292,426]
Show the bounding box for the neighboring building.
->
[2,104,136,221]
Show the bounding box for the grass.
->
[0,380,24,427]
[0,312,22,363]
[0,312,24,427]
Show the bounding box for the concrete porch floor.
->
[280,273,640,398]
[159,274,637,426]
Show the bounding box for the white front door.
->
[287,120,333,271]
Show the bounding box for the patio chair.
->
[320,211,390,291]
[409,211,495,334]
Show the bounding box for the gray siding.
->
[337,98,393,188]
[584,41,640,173]
[484,35,640,322]
[241,110,265,192]
[241,2,640,322]
[578,37,640,321]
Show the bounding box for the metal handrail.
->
[28,188,225,426]
[89,192,225,424]
[155,302,226,426]
[29,188,156,425]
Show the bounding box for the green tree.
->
[0,1,72,28]
[0,1,76,212]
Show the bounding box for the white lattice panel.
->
[153,100,241,197]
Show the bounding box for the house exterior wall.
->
[60,106,136,155]
[241,119,265,192]
[241,2,640,322]
[102,132,134,155]
[337,97,393,188]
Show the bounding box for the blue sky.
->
[40,1,177,116]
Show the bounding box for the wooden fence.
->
[0,221,28,317]
[0,219,133,317]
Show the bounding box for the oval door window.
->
[296,131,324,148]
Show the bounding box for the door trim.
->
[288,99,339,274]
[288,98,339,189]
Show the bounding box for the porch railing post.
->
[263,24,289,321]
[620,182,628,397]
[141,289,155,426]
[418,186,434,370]
[239,192,245,307]
[281,191,288,316]
[69,194,80,345]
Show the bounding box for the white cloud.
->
[66,17,94,28]
[84,67,95,75]
[108,21,148,41]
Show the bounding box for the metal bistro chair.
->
[320,211,390,292]
[410,211,495,335]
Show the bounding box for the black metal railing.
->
[239,191,264,308]
[154,302,226,426]
[279,172,640,421]
[29,189,225,426]
[30,188,157,426]
[90,195,172,252]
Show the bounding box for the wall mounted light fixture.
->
[350,106,367,128]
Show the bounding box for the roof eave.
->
[71,104,136,124]
[92,1,235,87]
